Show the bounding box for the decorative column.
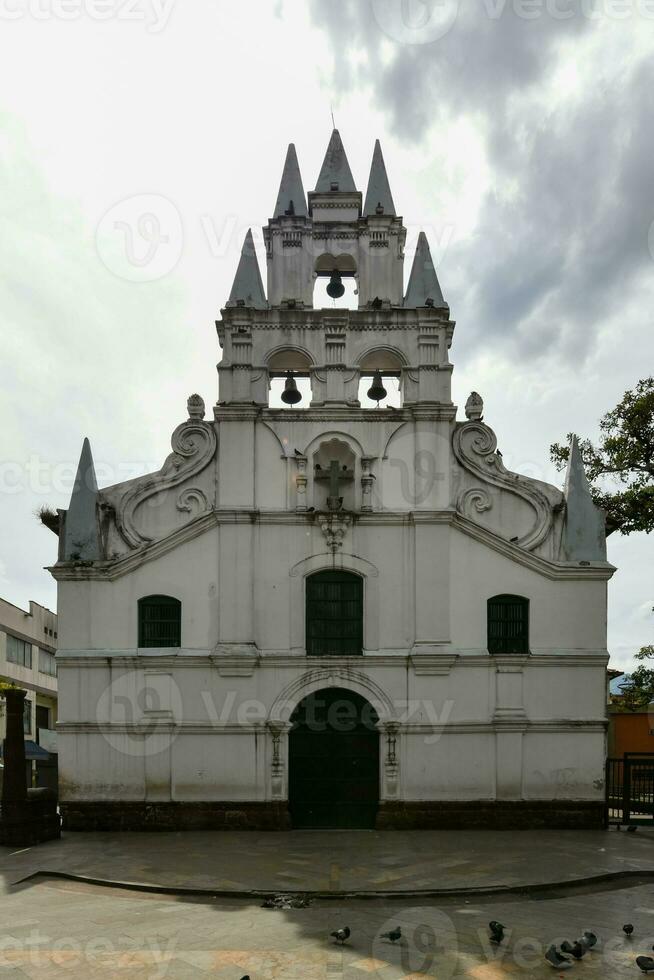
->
[493,657,528,800]
[1,687,27,806]
[382,721,400,800]
[0,687,61,846]
[266,721,292,829]
[361,456,375,512]
[294,455,308,512]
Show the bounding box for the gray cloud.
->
[309,1,654,366]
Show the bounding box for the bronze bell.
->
[367,369,387,405]
[326,271,345,299]
[281,372,302,405]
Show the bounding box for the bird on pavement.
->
[489,921,505,945]
[561,940,585,959]
[637,956,654,973]
[331,927,350,945]
[381,927,402,943]
[580,930,598,949]
[624,924,635,937]
[545,945,572,969]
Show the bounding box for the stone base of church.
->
[61,799,605,832]
[60,801,292,832]
[375,800,606,830]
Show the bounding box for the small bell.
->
[326,271,345,299]
[281,372,302,405]
[367,369,387,405]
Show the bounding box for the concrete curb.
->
[12,867,654,901]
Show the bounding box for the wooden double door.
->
[288,688,379,829]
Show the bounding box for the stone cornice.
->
[215,405,458,423]
[56,718,608,735]
[49,508,615,583]
[55,650,610,668]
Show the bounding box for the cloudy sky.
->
[0,0,651,669]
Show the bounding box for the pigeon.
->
[489,921,505,945]
[561,940,585,959]
[545,945,572,969]
[331,927,350,945]
[637,956,654,974]
[294,449,304,457]
[624,924,634,937]
[580,930,598,949]
[381,926,402,943]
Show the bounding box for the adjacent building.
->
[0,597,58,788]
[50,131,614,831]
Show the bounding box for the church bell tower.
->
[216,129,456,519]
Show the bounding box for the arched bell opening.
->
[357,348,404,408]
[313,253,358,310]
[267,348,313,409]
[288,686,379,829]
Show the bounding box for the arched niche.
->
[312,437,357,511]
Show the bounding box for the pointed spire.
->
[562,435,607,562]
[404,232,447,309]
[63,438,101,561]
[315,129,356,193]
[273,143,308,218]
[227,229,267,309]
[363,140,396,216]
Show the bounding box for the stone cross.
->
[314,459,354,512]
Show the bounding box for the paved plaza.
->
[2,830,654,978]
[1,828,653,895]
[1,873,654,978]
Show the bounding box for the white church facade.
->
[51,132,613,830]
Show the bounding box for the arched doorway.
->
[306,570,363,657]
[288,687,379,829]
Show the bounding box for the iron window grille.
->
[487,594,529,654]
[138,595,182,648]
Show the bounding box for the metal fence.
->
[606,754,654,826]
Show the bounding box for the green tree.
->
[550,377,654,535]
[614,646,654,712]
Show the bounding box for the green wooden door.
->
[289,688,379,829]
[306,571,363,657]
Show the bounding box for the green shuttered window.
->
[306,571,363,657]
[138,595,181,648]
[487,594,529,654]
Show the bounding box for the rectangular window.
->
[6,634,33,669]
[23,699,32,735]
[36,705,50,731]
[39,649,57,677]
[138,597,181,648]
[487,596,529,654]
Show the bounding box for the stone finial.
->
[363,140,396,217]
[187,393,206,420]
[404,231,448,309]
[226,229,267,309]
[63,437,101,561]
[273,143,308,219]
[562,434,607,562]
[465,392,484,421]
[315,129,357,193]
